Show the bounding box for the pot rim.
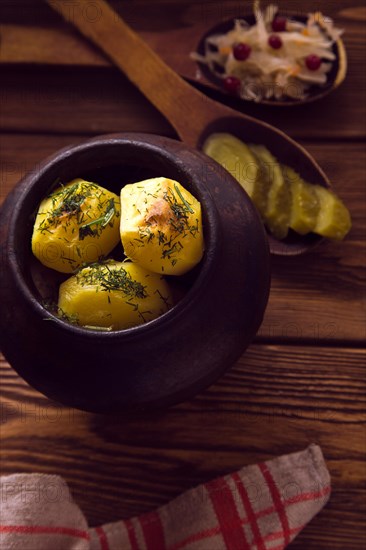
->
[6,133,222,340]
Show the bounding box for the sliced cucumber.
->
[246,145,271,218]
[313,185,351,240]
[250,144,291,239]
[283,166,320,235]
[203,133,260,199]
[203,133,351,241]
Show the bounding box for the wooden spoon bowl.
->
[46,0,332,255]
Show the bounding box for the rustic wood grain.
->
[44,0,254,149]
[2,1,366,28]
[1,2,365,548]
[1,344,365,548]
[1,61,365,140]
[0,66,176,136]
[0,24,109,67]
[1,1,365,138]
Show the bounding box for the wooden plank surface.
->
[1,61,365,140]
[1,1,366,139]
[1,344,365,548]
[1,1,365,548]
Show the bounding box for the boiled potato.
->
[120,177,204,275]
[32,178,120,273]
[58,260,173,330]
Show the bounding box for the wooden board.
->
[0,0,366,138]
[1,344,365,548]
[1,1,365,547]
[1,62,365,141]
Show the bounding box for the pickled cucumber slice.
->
[312,185,351,240]
[246,145,271,217]
[283,166,320,235]
[203,132,351,242]
[250,145,291,239]
[203,133,260,200]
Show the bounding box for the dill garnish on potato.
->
[32,178,121,273]
[120,177,204,275]
[58,260,173,330]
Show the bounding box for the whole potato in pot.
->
[120,177,204,275]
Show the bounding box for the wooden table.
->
[1,1,365,548]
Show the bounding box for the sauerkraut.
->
[192,1,343,102]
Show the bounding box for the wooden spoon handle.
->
[45,0,221,146]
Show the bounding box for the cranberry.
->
[223,75,241,94]
[272,16,287,32]
[268,34,283,49]
[233,42,252,61]
[305,54,322,71]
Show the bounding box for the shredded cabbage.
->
[191,1,343,102]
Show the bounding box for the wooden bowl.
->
[195,14,347,106]
[0,133,270,413]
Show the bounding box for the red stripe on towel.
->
[125,519,139,550]
[139,510,165,549]
[286,485,331,505]
[231,472,266,550]
[95,526,109,550]
[206,477,250,550]
[258,462,291,545]
[158,484,330,550]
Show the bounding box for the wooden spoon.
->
[45,0,330,255]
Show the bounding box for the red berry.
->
[268,34,283,49]
[305,54,322,71]
[223,76,241,94]
[272,16,287,32]
[233,42,252,61]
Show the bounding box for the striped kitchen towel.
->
[0,444,330,550]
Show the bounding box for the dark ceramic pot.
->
[0,133,270,413]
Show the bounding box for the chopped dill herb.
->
[154,288,171,307]
[39,182,90,233]
[173,183,194,213]
[50,183,87,218]
[79,198,117,240]
[38,181,119,241]
[161,241,183,260]
[157,230,166,245]
[77,263,147,299]
[78,225,95,239]
[42,299,79,325]
[161,185,195,238]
